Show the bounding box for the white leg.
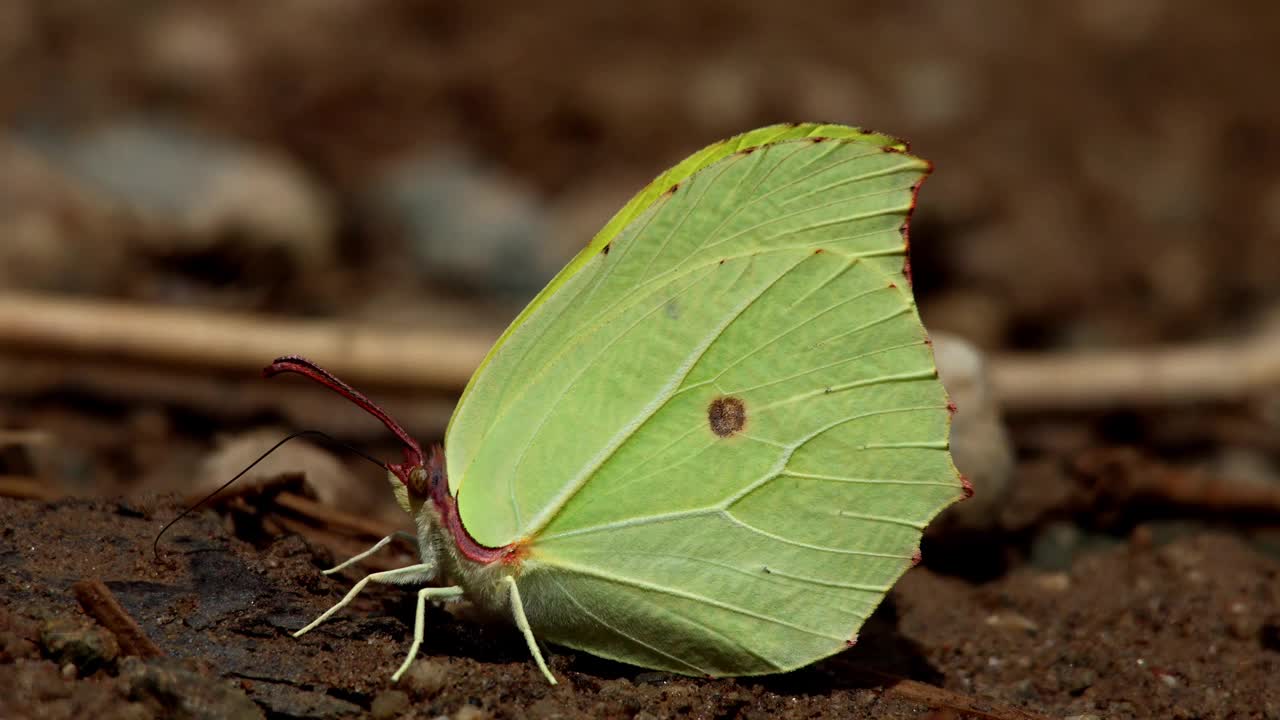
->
[504,575,556,685]
[391,585,464,683]
[323,531,420,575]
[294,562,436,638]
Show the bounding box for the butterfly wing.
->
[446,124,905,449]
[446,127,963,675]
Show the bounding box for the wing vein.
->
[536,557,844,641]
[523,255,805,537]
[541,573,710,675]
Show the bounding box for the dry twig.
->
[271,491,403,540]
[72,578,164,659]
[880,675,1051,720]
[0,291,493,391]
[4,291,1278,412]
[991,329,1280,412]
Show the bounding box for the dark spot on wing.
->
[811,136,826,143]
[813,248,824,254]
[602,243,611,255]
[708,396,747,438]
[663,183,680,197]
[739,146,756,155]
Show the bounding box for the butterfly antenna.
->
[263,356,426,487]
[151,429,388,562]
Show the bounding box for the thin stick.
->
[3,291,1278,410]
[838,665,1050,720]
[879,675,1052,720]
[72,579,164,659]
[270,515,410,573]
[991,330,1280,412]
[272,491,405,540]
[0,291,493,391]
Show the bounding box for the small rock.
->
[120,656,265,720]
[984,612,1040,633]
[526,697,571,719]
[369,147,553,298]
[195,428,376,516]
[53,119,336,275]
[1034,572,1072,593]
[0,608,40,662]
[929,332,1015,532]
[402,659,450,698]
[0,138,130,295]
[1053,663,1098,695]
[453,705,490,720]
[370,689,411,719]
[38,616,118,675]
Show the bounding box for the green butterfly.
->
[269,123,966,684]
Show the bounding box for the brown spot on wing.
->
[707,396,747,437]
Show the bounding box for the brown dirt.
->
[3,496,1278,719]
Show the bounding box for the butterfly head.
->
[263,355,446,506]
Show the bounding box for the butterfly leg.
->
[294,561,437,638]
[391,585,464,682]
[503,575,557,685]
[322,531,420,575]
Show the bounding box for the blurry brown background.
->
[2,3,1279,718]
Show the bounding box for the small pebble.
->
[1035,573,1071,592]
[402,659,449,698]
[371,689,410,719]
[369,147,552,298]
[984,613,1039,633]
[39,616,118,673]
[453,705,490,720]
[929,332,1015,532]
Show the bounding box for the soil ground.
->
[4,496,1278,719]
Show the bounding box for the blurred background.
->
[1,0,1278,571]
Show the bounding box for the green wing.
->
[446,127,963,675]
[446,124,905,451]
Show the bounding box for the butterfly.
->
[269,123,966,684]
